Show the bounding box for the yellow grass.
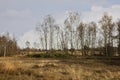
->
[0,61,17,73]
[0,57,120,80]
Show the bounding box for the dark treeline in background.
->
[0,12,120,57]
[0,33,19,56]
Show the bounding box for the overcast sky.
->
[0,0,120,48]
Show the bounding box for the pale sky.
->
[0,0,120,48]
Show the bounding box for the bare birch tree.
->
[88,22,97,55]
[77,22,85,56]
[117,20,120,55]
[99,13,114,56]
[64,12,80,54]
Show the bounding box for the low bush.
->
[26,52,74,59]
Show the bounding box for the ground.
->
[0,57,120,80]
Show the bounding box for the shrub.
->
[26,52,74,59]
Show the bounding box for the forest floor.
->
[0,56,120,80]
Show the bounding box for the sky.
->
[0,0,120,48]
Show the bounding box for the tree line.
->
[0,12,120,57]
[35,12,120,56]
[0,33,19,56]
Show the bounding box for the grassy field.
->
[0,56,120,80]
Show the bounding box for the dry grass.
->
[0,57,120,80]
[0,61,17,74]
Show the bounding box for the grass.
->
[0,52,120,80]
[0,57,120,80]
